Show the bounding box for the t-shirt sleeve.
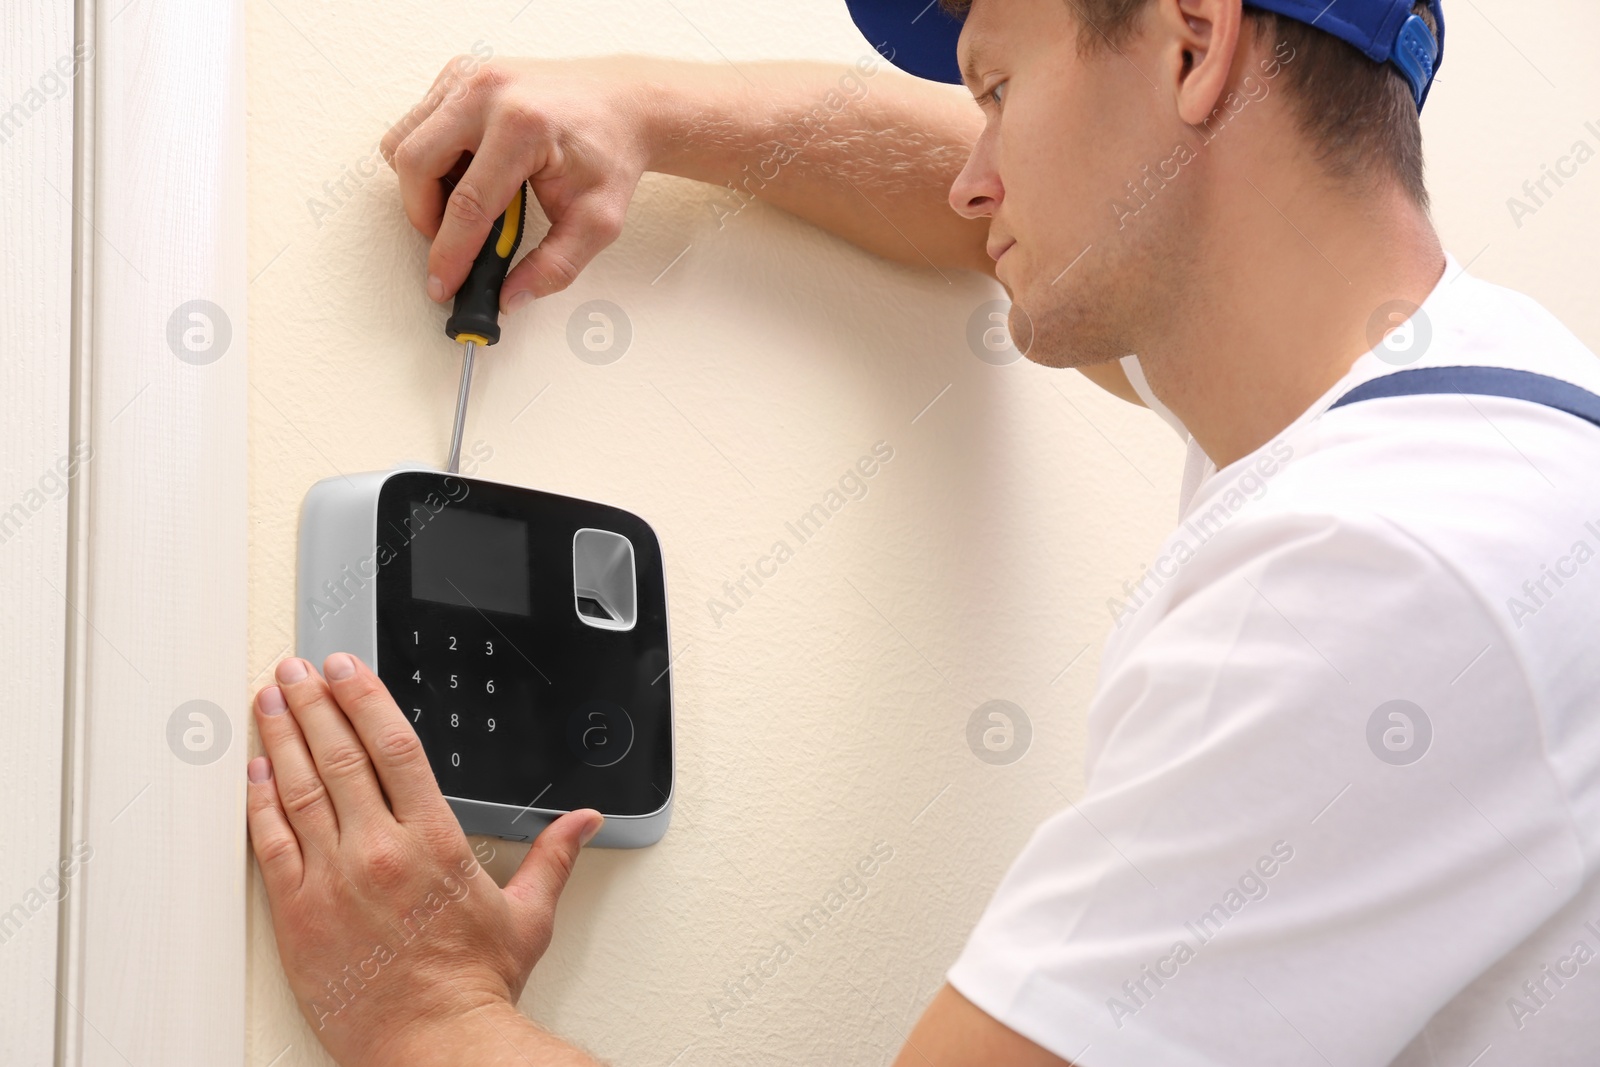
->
[946,510,1584,1067]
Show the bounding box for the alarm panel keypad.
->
[399,626,527,748]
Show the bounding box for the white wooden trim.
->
[0,1,76,1062]
[53,0,250,1064]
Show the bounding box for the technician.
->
[246,1,1600,1063]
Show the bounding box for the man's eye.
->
[990,81,1006,105]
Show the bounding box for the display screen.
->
[409,503,530,615]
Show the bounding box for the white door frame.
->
[3,0,249,1063]
[2,1,79,1062]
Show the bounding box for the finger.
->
[503,809,603,942]
[321,652,454,826]
[381,92,444,175]
[255,683,340,851]
[381,54,485,171]
[246,755,305,894]
[426,126,540,301]
[391,103,486,244]
[274,658,391,834]
[500,187,627,306]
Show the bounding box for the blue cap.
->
[846,0,1445,109]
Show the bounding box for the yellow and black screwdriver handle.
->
[445,181,529,347]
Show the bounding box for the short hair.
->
[939,0,1434,209]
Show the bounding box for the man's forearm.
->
[639,58,993,276]
[378,1000,606,1067]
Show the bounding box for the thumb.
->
[504,809,604,934]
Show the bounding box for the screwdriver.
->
[445,180,529,473]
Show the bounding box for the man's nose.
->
[949,141,1002,219]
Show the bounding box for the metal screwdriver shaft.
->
[443,180,529,473]
[446,340,475,474]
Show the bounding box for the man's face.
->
[951,0,1197,369]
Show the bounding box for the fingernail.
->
[505,289,532,313]
[427,274,444,301]
[258,686,288,716]
[325,653,355,681]
[275,658,309,684]
[579,813,604,847]
[248,756,273,783]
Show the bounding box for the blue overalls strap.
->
[1328,365,1600,432]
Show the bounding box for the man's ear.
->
[1162,0,1244,125]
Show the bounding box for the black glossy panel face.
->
[374,472,672,817]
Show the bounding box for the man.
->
[247,0,1600,1063]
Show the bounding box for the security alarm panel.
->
[296,468,673,847]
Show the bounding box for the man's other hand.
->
[246,652,602,1067]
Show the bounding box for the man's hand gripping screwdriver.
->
[444,181,529,473]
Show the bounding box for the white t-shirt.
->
[948,253,1600,1066]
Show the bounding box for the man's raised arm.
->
[381,55,995,308]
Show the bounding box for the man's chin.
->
[1015,307,1125,372]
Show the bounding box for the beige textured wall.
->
[245,2,1599,1065]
